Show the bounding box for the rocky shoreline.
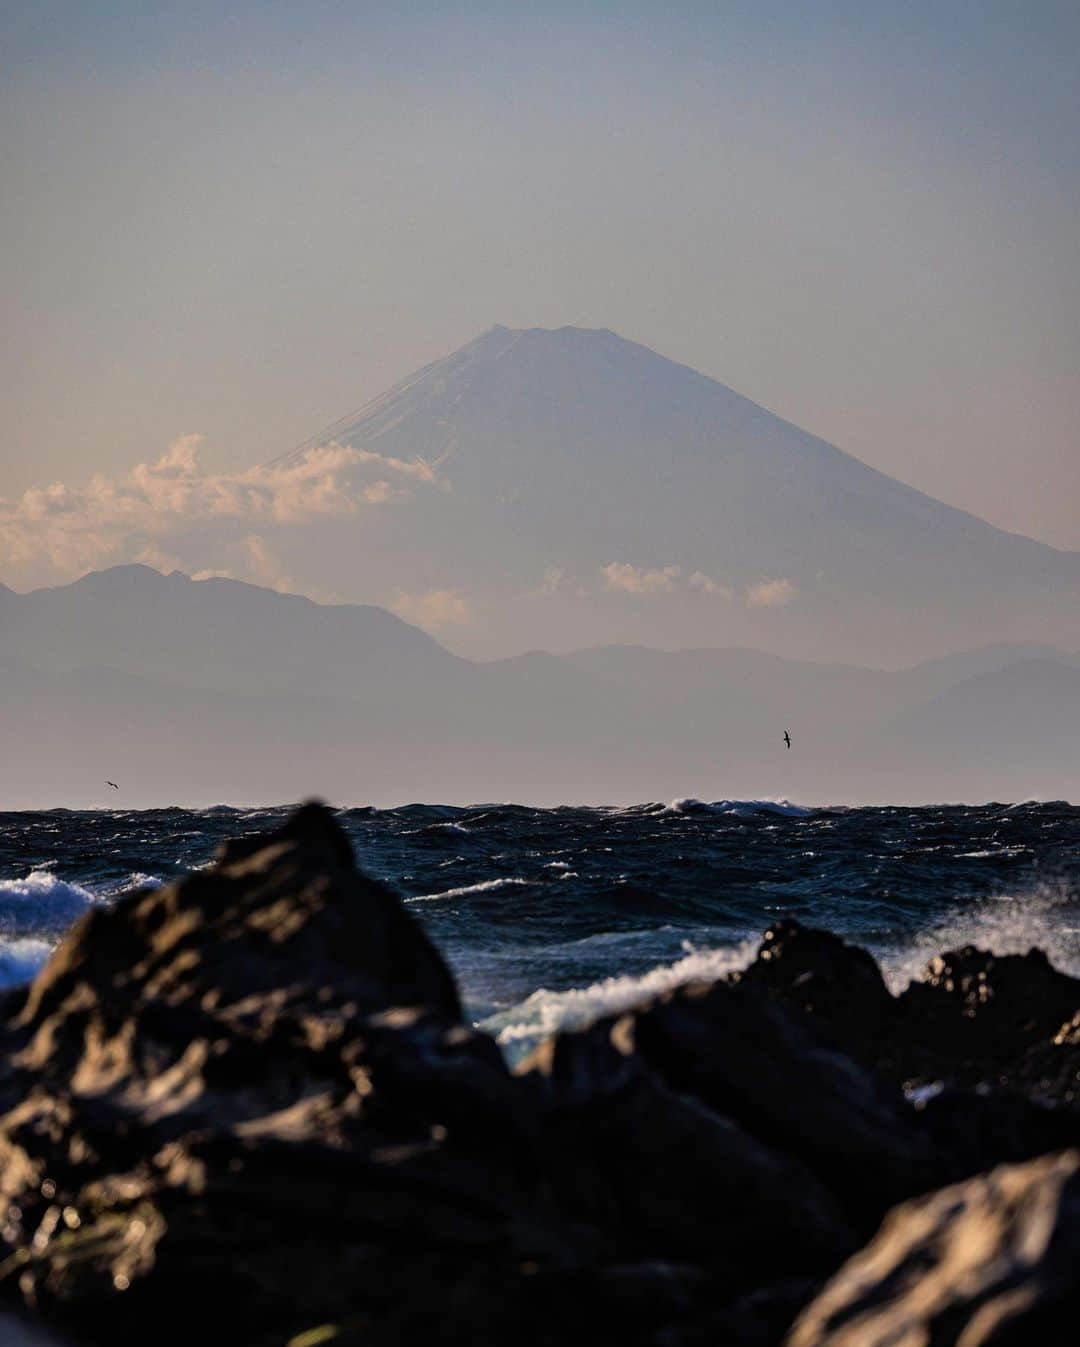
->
[0,804,1077,1345]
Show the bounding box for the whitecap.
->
[0,870,101,934]
[0,937,53,990]
[406,877,531,904]
[480,938,758,1050]
[877,880,1080,993]
[666,797,814,819]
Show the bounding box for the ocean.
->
[2,799,1079,1058]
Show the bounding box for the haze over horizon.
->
[5,2,1080,548]
[6,20,1080,1347]
[3,560,1079,808]
[4,2,1079,800]
[4,323,1079,666]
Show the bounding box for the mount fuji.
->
[267,325,1080,663]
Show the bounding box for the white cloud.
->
[235,534,295,592]
[0,436,441,584]
[389,588,474,630]
[601,562,681,594]
[746,577,796,608]
[688,570,732,599]
[599,563,738,600]
[134,543,186,574]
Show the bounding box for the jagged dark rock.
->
[737,920,1080,1105]
[0,807,1078,1346]
[786,1150,1080,1346]
[734,920,895,1034]
[897,944,1080,1087]
[518,1005,858,1278]
[0,804,592,1345]
[520,976,942,1239]
[1018,1011,1080,1106]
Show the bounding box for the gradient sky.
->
[4,2,1079,549]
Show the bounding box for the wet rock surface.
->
[0,806,1077,1346]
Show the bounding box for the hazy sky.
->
[4,1,1079,552]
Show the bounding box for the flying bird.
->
[783,732,791,750]
[106,780,119,790]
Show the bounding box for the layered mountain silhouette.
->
[2,566,1077,807]
[267,325,1080,663]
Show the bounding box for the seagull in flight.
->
[783,732,791,750]
[105,780,119,790]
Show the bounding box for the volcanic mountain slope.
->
[269,325,1080,662]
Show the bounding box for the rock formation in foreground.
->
[0,805,1077,1345]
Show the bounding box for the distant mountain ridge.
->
[2,566,1077,807]
[4,564,462,698]
[265,325,1080,663]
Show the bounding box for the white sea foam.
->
[406,877,531,904]
[0,870,107,991]
[0,938,53,990]
[0,869,161,991]
[481,938,758,1049]
[481,878,1080,1057]
[115,871,163,895]
[0,870,101,933]
[877,881,1080,993]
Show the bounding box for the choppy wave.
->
[876,881,1080,992]
[481,877,1080,1056]
[1,802,1078,1054]
[665,798,814,818]
[0,869,100,933]
[0,867,165,993]
[0,937,53,990]
[481,939,758,1052]
[0,870,100,992]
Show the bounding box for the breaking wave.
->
[1,801,1077,1051]
[406,877,531,904]
[664,798,814,818]
[876,881,1080,992]
[0,869,100,934]
[0,937,53,990]
[481,939,758,1053]
[480,878,1080,1058]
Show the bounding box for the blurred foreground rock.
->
[0,805,1077,1346]
[788,1150,1080,1346]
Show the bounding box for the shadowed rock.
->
[735,921,894,1029]
[519,1006,858,1282]
[898,945,1080,1087]
[733,920,897,1066]
[1,809,1079,1347]
[520,973,942,1245]
[1019,1011,1080,1107]
[738,921,1080,1104]
[0,804,588,1345]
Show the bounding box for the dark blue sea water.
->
[2,800,1079,1055]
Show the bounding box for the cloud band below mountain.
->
[0,436,440,586]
